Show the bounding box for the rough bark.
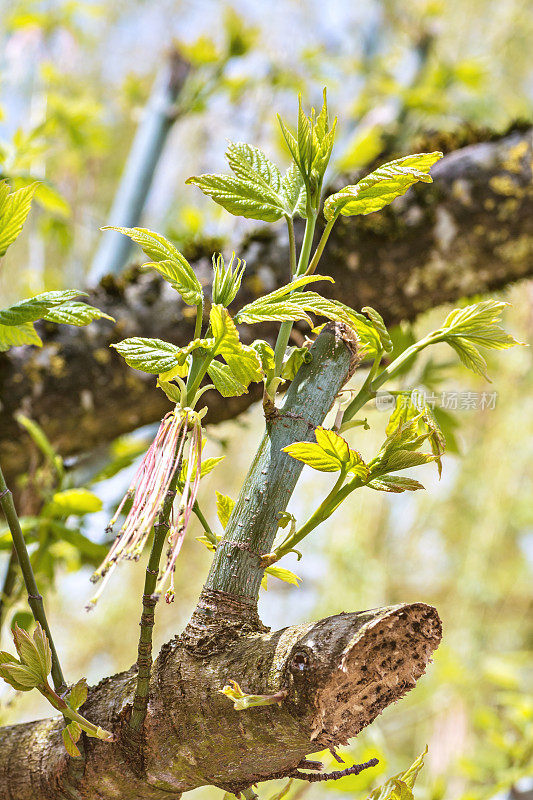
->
[0,604,442,800]
[0,127,532,477]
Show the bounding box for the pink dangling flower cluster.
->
[88,410,203,608]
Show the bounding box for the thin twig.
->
[129,432,187,735]
[0,464,65,691]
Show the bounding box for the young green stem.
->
[129,439,186,734]
[342,334,435,424]
[286,215,297,276]
[273,212,318,378]
[272,470,348,560]
[192,501,217,546]
[0,464,65,691]
[305,213,338,276]
[193,298,204,340]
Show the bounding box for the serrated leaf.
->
[210,305,262,387]
[448,338,489,379]
[111,337,182,374]
[67,678,88,711]
[367,476,425,493]
[207,360,247,397]
[44,301,114,327]
[0,290,84,326]
[0,322,42,351]
[102,226,202,306]
[62,725,82,758]
[283,427,368,476]
[216,491,235,528]
[234,275,333,325]
[186,173,285,223]
[324,152,442,220]
[280,163,307,217]
[44,488,102,517]
[0,181,37,256]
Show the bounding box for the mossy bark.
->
[0,128,531,478]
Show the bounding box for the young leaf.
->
[0,322,42,351]
[234,274,333,325]
[0,290,85,326]
[210,305,262,387]
[261,565,302,590]
[207,360,247,397]
[216,491,235,528]
[31,624,52,681]
[62,723,82,758]
[0,660,40,690]
[324,152,442,220]
[0,181,37,256]
[220,679,287,711]
[367,476,425,493]
[43,302,114,327]
[430,300,524,380]
[283,427,368,477]
[111,337,183,374]
[67,678,88,711]
[186,172,286,223]
[101,226,202,306]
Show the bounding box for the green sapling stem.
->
[0,464,65,691]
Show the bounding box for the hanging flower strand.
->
[157,413,204,603]
[88,407,204,609]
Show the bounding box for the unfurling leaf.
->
[62,722,82,758]
[212,252,246,307]
[362,306,393,353]
[278,90,336,195]
[216,491,235,528]
[324,151,442,220]
[0,181,37,257]
[283,427,368,478]
[102,226,202,305]
[12,624,50,683]
[367,476,425,493]
[367,748,427,800]
[220,679,287,711]
[430,300,525,381]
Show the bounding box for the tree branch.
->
[1,127,531,476]
[0,603,441,800]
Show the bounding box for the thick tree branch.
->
[0,603,441,799]
[1,127,531,476]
